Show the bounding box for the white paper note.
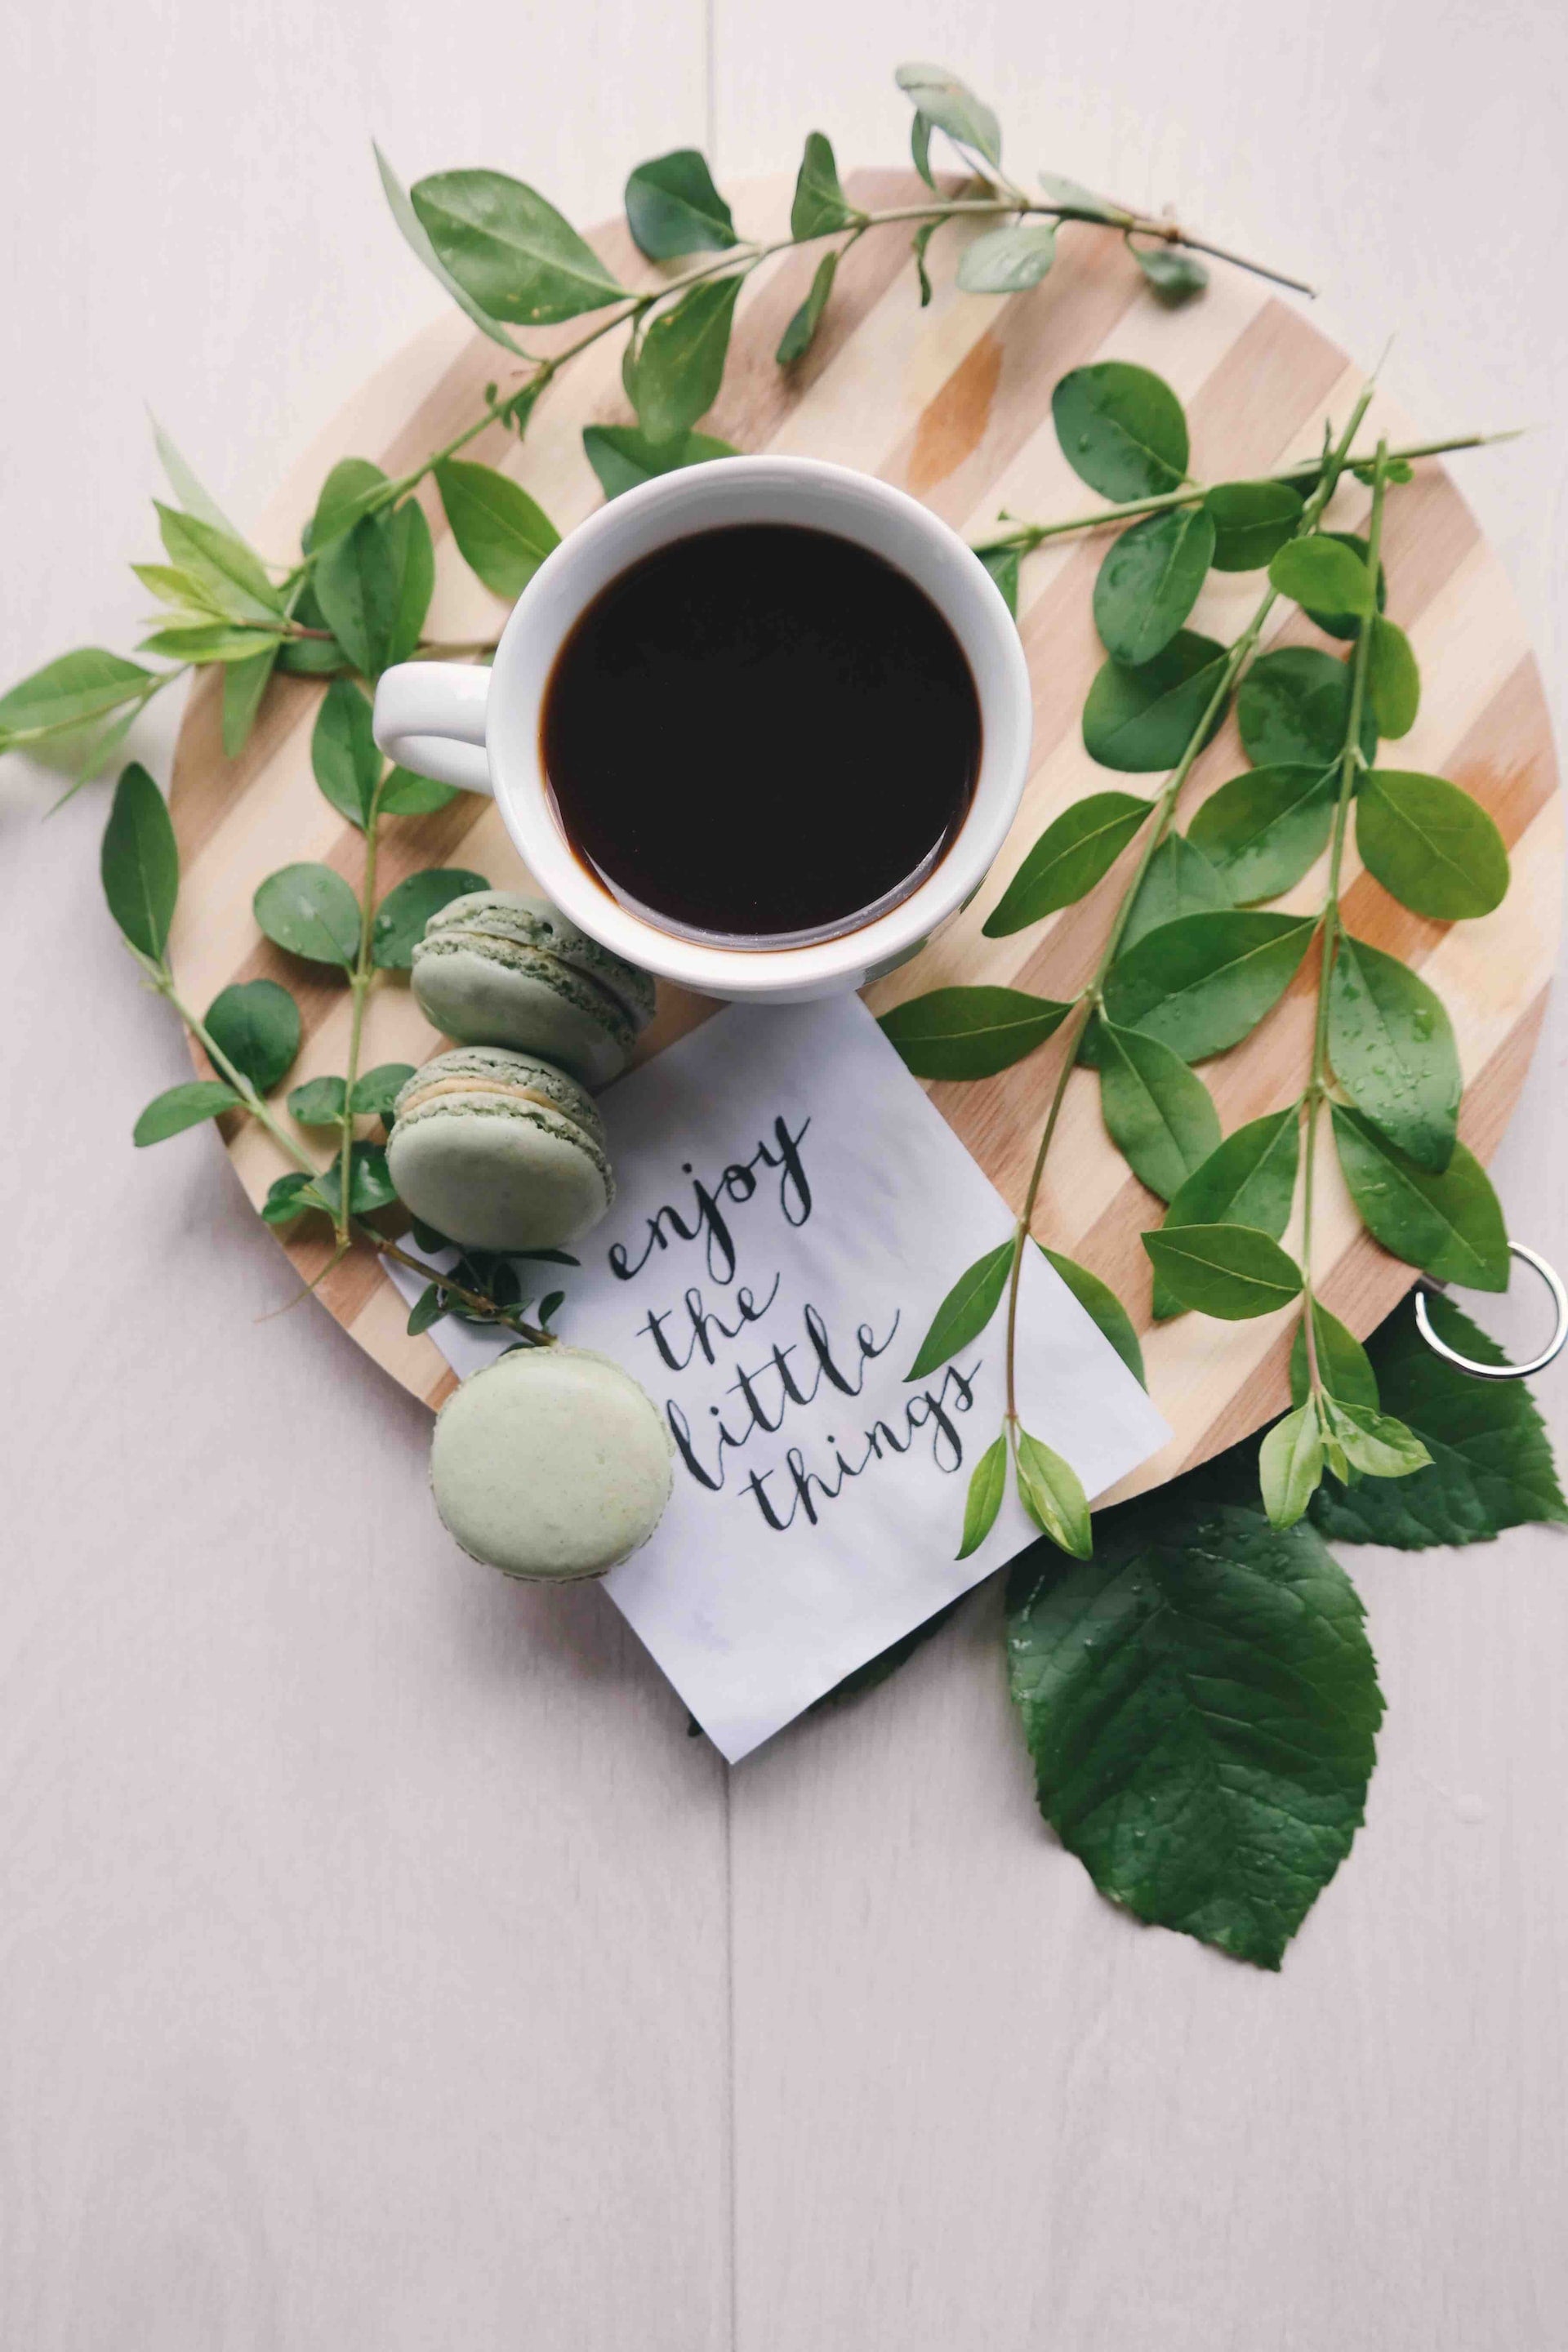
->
[386,996,1169,1761]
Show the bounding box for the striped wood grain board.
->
[169,172,1561,1502]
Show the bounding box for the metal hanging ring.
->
[1413,1243,1568,1381]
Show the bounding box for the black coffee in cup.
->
[541,523,982,948]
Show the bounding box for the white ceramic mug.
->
[372,455,1031,1002]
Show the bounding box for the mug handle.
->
[372,662,494,797]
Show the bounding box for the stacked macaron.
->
[389,892,653,1253]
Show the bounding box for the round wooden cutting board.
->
[169,170,1562,1502]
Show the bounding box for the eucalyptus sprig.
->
[0,62,1307,796]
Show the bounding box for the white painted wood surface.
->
[2,4,1566,2345]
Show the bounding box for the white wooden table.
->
[2,5,1566,2345]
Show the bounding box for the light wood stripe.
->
[168,172,1561,1486]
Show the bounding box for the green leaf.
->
[1187,763,1335,903]
[0,649,153,747]
[790,131,853,238]
[957,1434,1009,1559]
[371,866,490,969]
[1205,480,1305,572]
[409,169,626,324]
[313,501,434,678]
[1038,172,1121,222]
[1328,933,1460,1173]
[138,622,282,664]
[434,458,560,600]
[912,220,938,305]
[379,765,461,815]
[1258,1401,1325,1528]
[220,642,279,759]
[309,1140,400,1218]
[1356,769,1509,920]
[893,63,1002,167]
[1098,1021,1221,1201]
[1331,1106,1508,1290]
[581,424,738,501]
[132,1079,243,1145]
[408,1282,449,1337]
[1267,534,1374,618]
[1118,829,1231,950]
[1103,909,1316,1061]
[1237,646,1376,769]
[1289,1299,1379,1409]
[1051,362,1189,501]
[630,276,743,444]
[1367,616,1420,738]
[262,1171,316,1224]
[983,791,1151,933]
[351,1062,417,1117]
[151,416,241,541]
[776,251,838,364]
[1081,630,1231,773]
[1143,1220,1303,1320]
[1006,1482,1382,1966]
[910,110,937,189]
[1319,1396,1431,1479]
[203,978,301,1094]
[1154,1108,1300,1317]
[1015,1432,1093,1559]
[1092,506,1216,666]
[624,149,737,260]
[375,146,526,354]
[287,1076,348,1126]
[155,503,283,624]
[1040,1247,1146,1388]
[1310,1292,1568,1548]
[254,862,362,968]
[974,541,1020,617]
[1127,237,1208,303]
[100,760,178,960]
[308,457,394,554]
[877,986,1070,1079]
[956,222,1057,294]
[311,677,382,829]
[906,1239,1014,1380]
[1299,532,1387,642]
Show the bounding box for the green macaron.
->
[388,1046,614,1252]
[430,1344,674,1580]
[411,890,656,1088]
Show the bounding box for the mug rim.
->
[483,453,1032,996]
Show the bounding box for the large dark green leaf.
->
[434,458,559,599]
[1143,1222,1303,1318]
[581,424,737,501]
[877,986,1071,1079]
[1356,770,1509,919]
[1238,645,1376,769]
[893,63,1002,167]
[1205,480,1303,572]
[956,223,1057,294]
[624,150,737,259]
[311,677,382,829]
[1098,1021,1221,1200]
[1310,1293,1568,1547]
[100,761,178,960]
[1118,829,1230,949]
[409,169,626,323]
[372,867,490,970]
[132,1080,243,1146]
[789,131,853,238]
[1187,763,1335,903]
[906,1239,1014,1380]
[776,252,838,364]
[1092,506,1216,666]
[983,791,1151,933]
[1328,933,1460,1172]
[631,276,743,444]
[1102,909,1316,1061]
[1040,1247,1145,1386]
[1331,1106,1508,1290]
[1152,1108,1300,1318]
[254,862,362,968]
[0,649,153,746]
[203,978,301,1094]
[1051,362,1189,501]
[313,501,434,677]
[1006,1485,1383,1967]
[1082,631,1231,773]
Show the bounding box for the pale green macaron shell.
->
[430,1344,675,1580]
[388,1045,613,1253]
[411,891,656,1088]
